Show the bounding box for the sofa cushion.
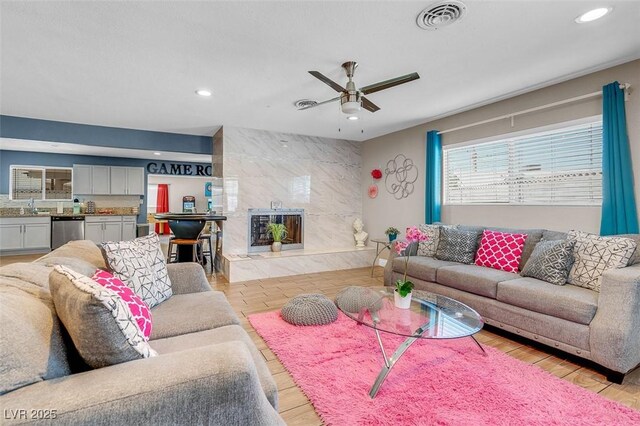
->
[567,230,637,292]
[102,233,173,308]
[435,228,480,264]
[35,256,99,278]
[436,264,520,299]
[541,229,568,242]
[150,324,278,409]
[521,239,575,285]
[150,291,240,340]
[474,230,528,273]
[0,280,71,395]
[37,240,107,269]
[458,225,544,271]
[497,277,598,325]
[50,266,157,368]
[392,256,459,282]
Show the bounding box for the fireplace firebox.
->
[248,208,304,253]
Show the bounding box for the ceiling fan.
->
[300,61,420,116]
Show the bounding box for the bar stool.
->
[167,238,204,265]
[198,232,215,272]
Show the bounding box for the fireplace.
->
[248,208,304,253]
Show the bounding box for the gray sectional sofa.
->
[0,240,284,425]
[384,225,640,383]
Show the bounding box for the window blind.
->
[11,168,43,200]
[443,121,603,205]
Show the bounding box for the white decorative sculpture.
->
[353,218,368,248]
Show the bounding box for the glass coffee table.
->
[335,286,485,398]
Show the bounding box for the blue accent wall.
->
[0,150,211,224]
[0,115,212,155]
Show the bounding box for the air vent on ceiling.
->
[294,99,318,109]
[417,1,467,30]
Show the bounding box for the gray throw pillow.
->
[49,265,157,368]
[521,240,575,285]
[435,228,479,264]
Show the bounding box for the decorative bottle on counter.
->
[73,198,80,215]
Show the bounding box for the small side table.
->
[371,238,392,277]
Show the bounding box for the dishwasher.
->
[51,216,85,249]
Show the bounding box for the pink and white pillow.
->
[475,230,528,273]
[92,270,152,339]
[49,265,157,368]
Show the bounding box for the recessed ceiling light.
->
[347,116,359,121]
[153,152,162,156]
[195,89,212,97]
[575,7,611,23]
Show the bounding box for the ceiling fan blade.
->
[308,71,346,93]
[297,96,341,110]
[361,97,380,112]
[360,72,420,95]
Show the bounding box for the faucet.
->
[27,198,38,214]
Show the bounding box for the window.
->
[10,166,73,200]
[443,120,602,205]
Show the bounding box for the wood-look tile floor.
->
[1,253,638,423]
[206,267,640,424]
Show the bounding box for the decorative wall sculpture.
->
[385,154,418,199]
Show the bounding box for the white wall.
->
[220,126,362,254]
[147,175,212,213]
[362,59,640,235]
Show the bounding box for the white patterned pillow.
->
[417,225,456,257]
[567,230,637,292]
[102,233,172,308]
[50,265,157,368]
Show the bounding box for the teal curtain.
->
[425,130,442,224]
[600,81,639,235]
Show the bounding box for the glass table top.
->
[336,287,484,339]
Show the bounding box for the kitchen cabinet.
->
[74,165,144,195]
[85,216,122,244]
[73,165,92,195]
[91,166,111,194]
[0,217,51,252]
[84,216,138,243]
[122,217,137,240]
[110,167,145,195]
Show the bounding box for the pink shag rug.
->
[248,311,640,426]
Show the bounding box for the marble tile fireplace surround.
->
[213,126,374,282]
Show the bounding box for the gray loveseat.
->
[0,240,283,425]
[384,225,640,383]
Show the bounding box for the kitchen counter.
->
[0,213,138,218]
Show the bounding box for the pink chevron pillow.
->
[475,230,528,273]
[92,269,153,339]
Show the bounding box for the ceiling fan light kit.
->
[302,60,420,117]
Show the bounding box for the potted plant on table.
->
[266,222,287,252]
[385,227,400,242]
[393,226,428,309]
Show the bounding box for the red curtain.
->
[155,184,170,234]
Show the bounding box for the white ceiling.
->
[1,1,639,143]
